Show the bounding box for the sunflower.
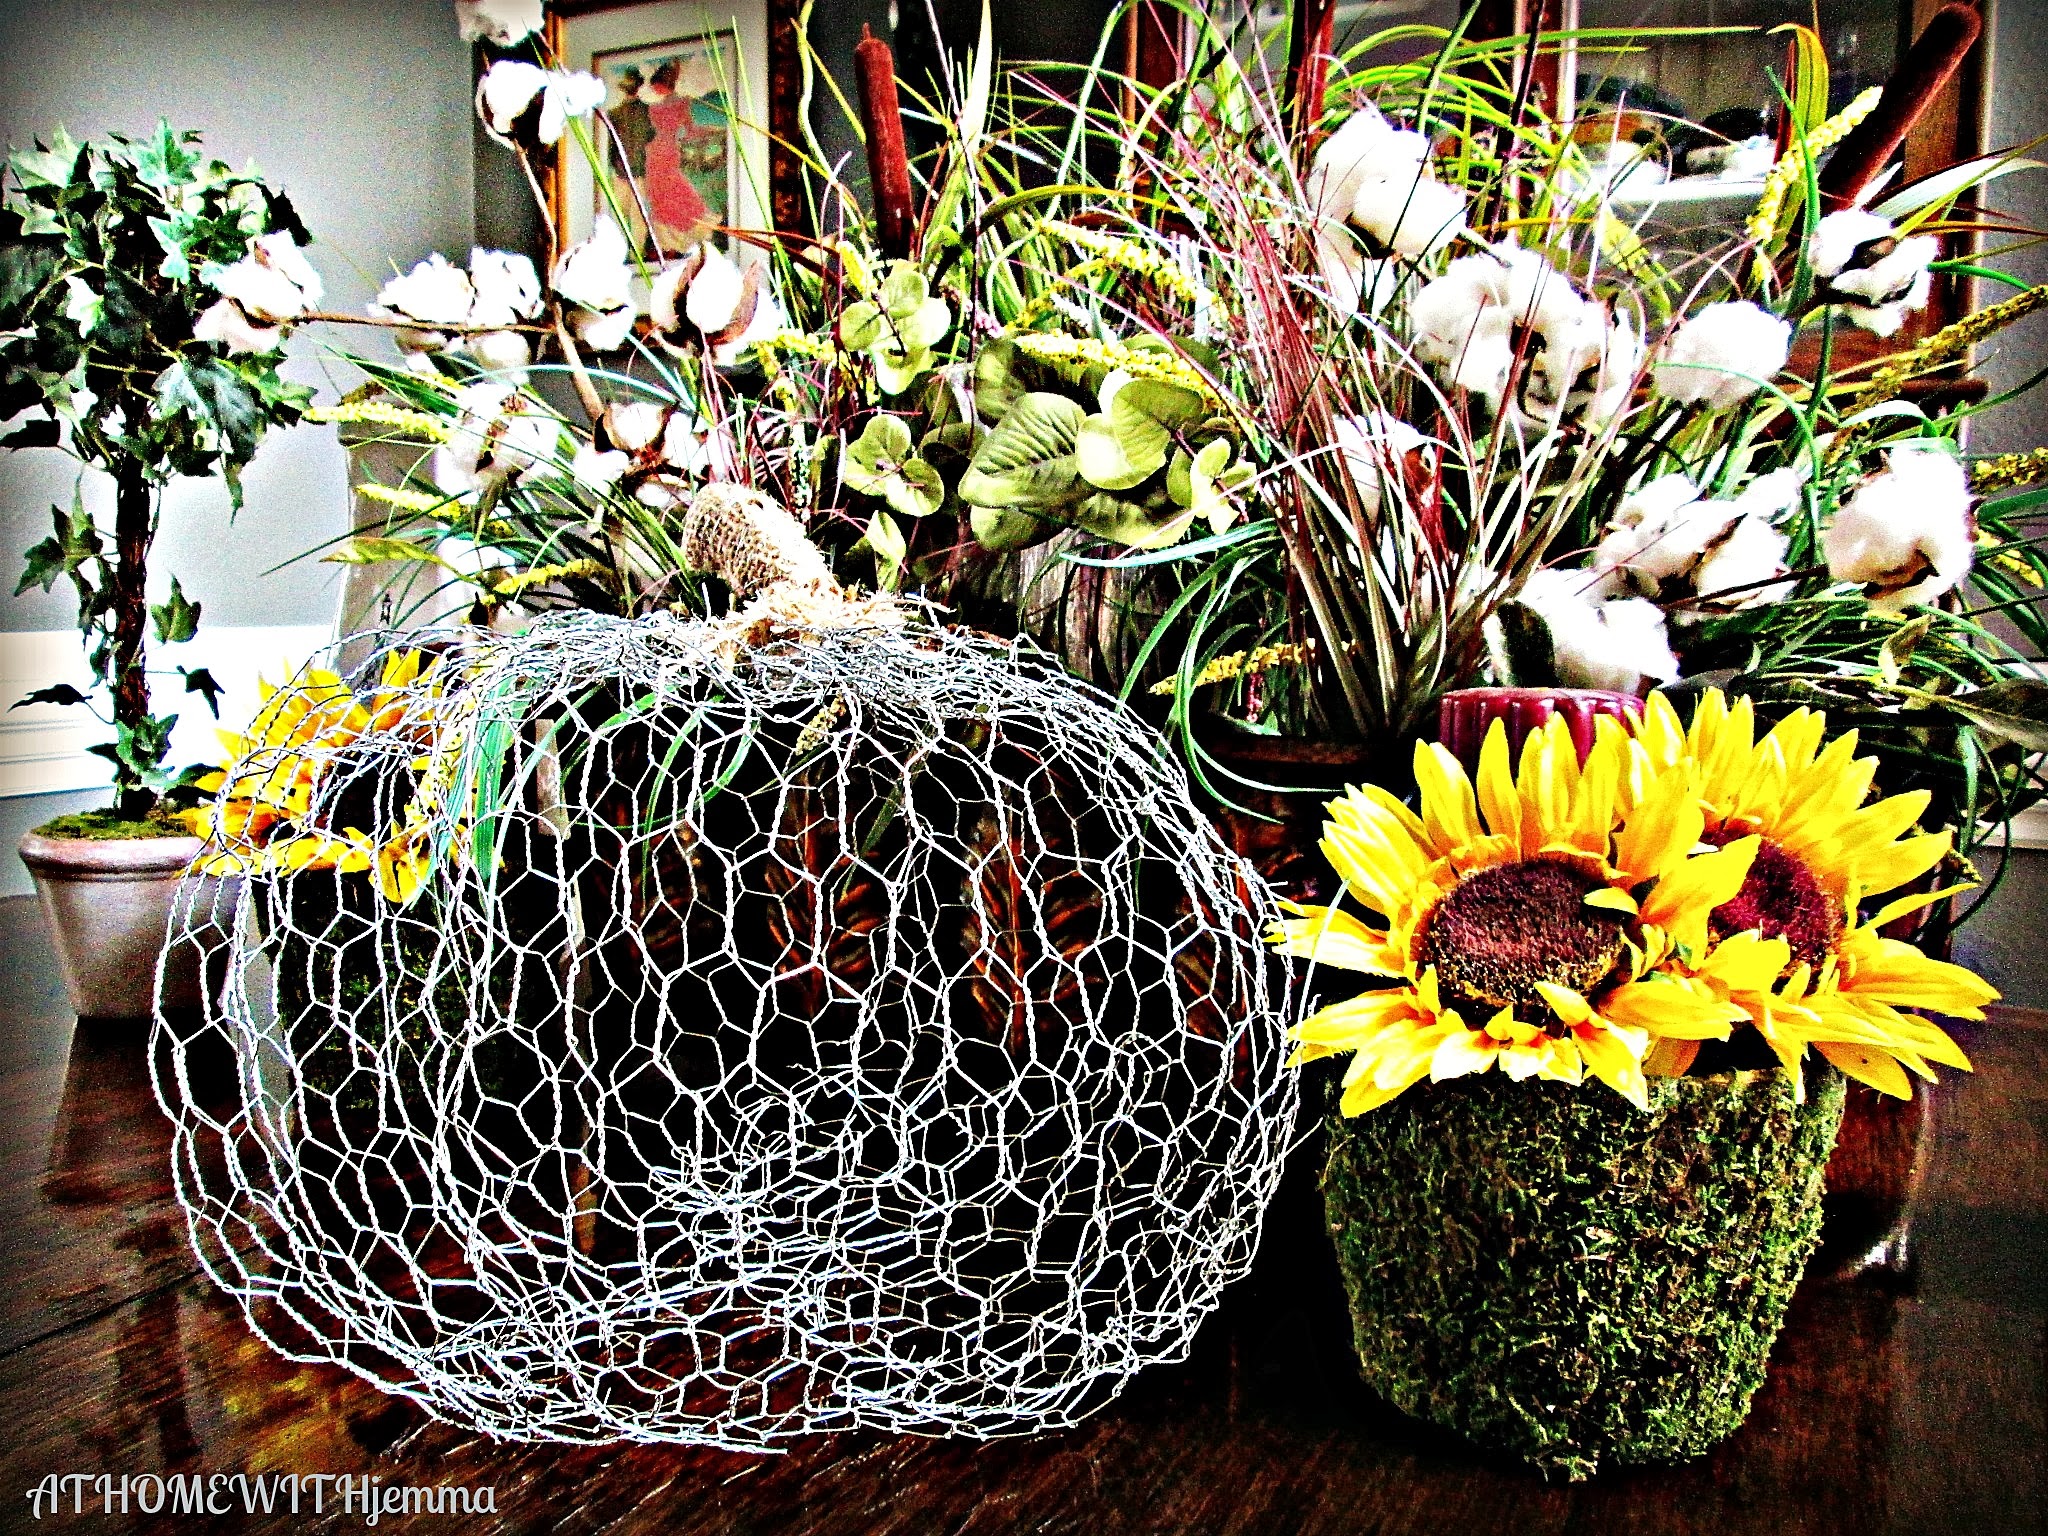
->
[192,649,439,889]
[1622,689,1995,1097]
[1276,714,1757,1113]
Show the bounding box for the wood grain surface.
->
[0,894,2039,1535]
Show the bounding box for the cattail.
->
[855,26,917,260]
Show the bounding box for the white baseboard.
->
[0,625,333,799]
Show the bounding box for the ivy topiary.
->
[1321,1064,1846,1479]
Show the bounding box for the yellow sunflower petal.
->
[1613,767,1708,886]
[1639,835,1760,952]
[1813,1040,1914,1099]
[1413,740,1485,856]
[1601,976,1744,1039]
[1474,720,1521,848]
[1269,907,1403,975]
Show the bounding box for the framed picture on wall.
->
[547,0,805,258]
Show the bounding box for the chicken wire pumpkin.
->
[154,489,1297,1447]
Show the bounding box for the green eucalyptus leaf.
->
[839,299,884,351]
[898,294,953,351]
[968,502,1056,553]
[866,509,907,588]
[959,391,1085,508]
[880,262,929,318]
[1116,377,1208,432]
[844,414,915,488]
[1187,437,1236,532]
[973,339,1026,423]
[890,458,944,518]
[1073,492,1194,549]
[1076,413,1153,491]
[873,345,932,397]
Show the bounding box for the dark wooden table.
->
[1,892,2041,1535]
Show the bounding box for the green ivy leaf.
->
[61,275,102,335]
[9,129,81,190]
[12,683,88,710]
[135,119,200,189]
[149,575,200,644]
[959,391,1086,509]
[179,665,223,717]
[154,355,265,460]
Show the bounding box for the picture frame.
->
[546,0,805,260]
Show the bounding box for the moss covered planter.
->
[1323,1065,1847,1479]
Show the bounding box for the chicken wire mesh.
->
[153,609,1298,1447]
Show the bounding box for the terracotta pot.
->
[19,830,206,1020]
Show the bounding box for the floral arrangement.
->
[188,1,2038,931]
[1276,689,1997,1112]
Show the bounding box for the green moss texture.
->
[1322,1066,1846,1479]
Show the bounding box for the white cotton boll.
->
[467,248,543,326]
[1653,301,1792,410]
[192,297,280,355]
[684,247,745,334]
[1307,106,1426,217]
[212,249,312,323]
[478,59,547,140]
[464,329,531,377]
[553,220,634,312]
[648,255,698,335]
[1592,473,1714,593]
[603,401,668,453]
[455,0,543,45]
[571,440,630,493]
[1350,173,1466,261]
[1409,254,1518,399]
[1824,446,1976,611]
[1332,410,1429,514]
[1692,514,1792,608]
[712,285,785,366]
[1807,209,1897,280]
[537,71,607,147]
[660,413,715,475]
[1733,465,1807,519]
[374,254,475,327]
[1809,210,1938,336]
[252,232,323,308]
[575,305,637,352]
[1516,568,1678,693]
[1576,310,1642,424]
[435,384,557,493]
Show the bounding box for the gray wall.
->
[1973,0,2048,455]
[0,0,477,637]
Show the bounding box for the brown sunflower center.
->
[1707,833,1842,969]
[1418,860,1627,1014]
